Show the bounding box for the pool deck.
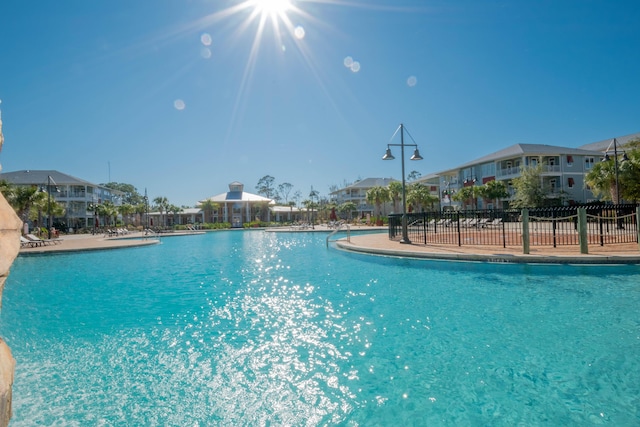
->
[337,232,640,264]
[17,231,204,254]
[18,227,640,264]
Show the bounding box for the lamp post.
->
[144,188,149,231]
[603,138,628,229]
[45,175,59,239]
[603,138,628,205]
[382,123,423,244]
[90,197,98,235]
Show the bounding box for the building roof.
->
[201,191,274,204]
[0,169,96,186]
[330,178,398,194]
[271,205,302,213]
[436,144,602,175]
[577,131,640,152]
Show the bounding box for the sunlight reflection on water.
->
[2,231,640,425]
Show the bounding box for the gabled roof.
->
[436,144,601,175]
[0,169,96,186]
[330,178,397,194]
[578,131,640,152]
[414,173,440,185]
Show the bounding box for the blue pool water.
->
[1,230,640,426]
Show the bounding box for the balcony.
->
[496,167,520,179]
[540,165,561,174]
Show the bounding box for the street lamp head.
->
[410,148,423,161]
[382,148,395,160]
[622,152,629,162]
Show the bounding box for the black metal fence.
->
[388,204,639,248]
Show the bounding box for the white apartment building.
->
[0,169,124,230]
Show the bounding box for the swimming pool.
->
[2,230,639,425]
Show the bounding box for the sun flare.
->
[253,0,292,17]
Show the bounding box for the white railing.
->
[326,223,351,247]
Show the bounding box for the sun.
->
[253,0,292,17]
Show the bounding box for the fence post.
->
[456,211,461,247]
[577,207,588,254]
[522,208,530,254]
[637,206,640,252]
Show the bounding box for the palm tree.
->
[99,201,118,229]
[452,186,479,209]
[0,180,15,202]
[308,188,320,226]
[153,196,169,228]
[167,204,182,226]
[480,180,509,209]
[407,183,438,212]
[339,201,357,221]
[387,181,403,213]
[366,186,390,223]
[301,199,313,224]
[134,202,148,228]
[198,199,219,223]
[287,200,296,222]
[585,158,628,204]
[118,203,135,227]
[7,185,46,224]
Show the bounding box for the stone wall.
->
[0,192,19,426]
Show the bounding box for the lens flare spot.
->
[174,99,186,110]
[201,47,212,59]
[407,75,417,87]
[200,33,212,46]
[294,26,305,39]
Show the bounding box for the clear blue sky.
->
[1,0,639,206]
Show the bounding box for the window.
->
[549,179,557,192]
[585,157,594,170]
[568,177,575,188]
[567,155,573,166]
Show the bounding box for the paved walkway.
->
[18,231,203,254]
[338,231,640,264]
[18,227,640,264]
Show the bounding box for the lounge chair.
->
[466,218,479,227]
[26,233,61,246]
[459,218,472,227]
[486,218,503,227]
[436,218,451,227]
[20,236,40,248]
[476,218,490,228]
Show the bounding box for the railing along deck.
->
[389,204,639,249]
